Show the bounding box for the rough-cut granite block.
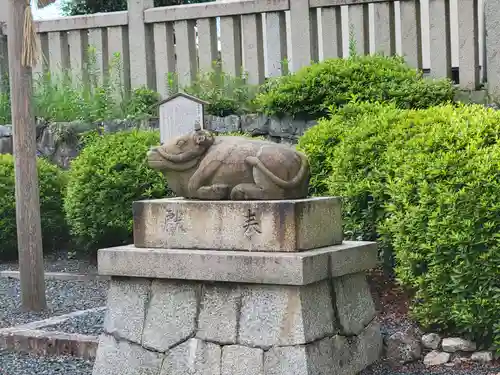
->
[142,280,200,352]
[265,346,308,375]
[92,334,163,375]
[98,241,377,286]
[239,281,335,348]
[197,284,240,344]
[132,197,342,252]
[333,273,376,335]
[263,323,381,375]
[103,278,150,344]
[221,345,264,375]
[345,320,383,374]
[160,338,221,375]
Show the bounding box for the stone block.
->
[240,113,270,135]
[348,319,383,373]
[264,346,308,375]
[221,345,263,375]
[161,338,221,375]
[92,334,163,375]
[142,280,200,352]
[206,114,241,133]
[329,241,378,277]
[103,278,150,344]
[238,281,335,348]
[132,197,342,252]
[332,273,376,335]
[263,331,381,375]
[98,241,377,286]
[197,284,240,344]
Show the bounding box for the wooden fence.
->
[0,0,497,99]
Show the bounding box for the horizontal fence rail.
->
[0,0,489,99]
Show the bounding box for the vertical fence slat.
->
[400,0,422,68]
[220,16,243,77]
[0,33,8,92]
[153,22,176,98]
[429,0,451,79]
[265,12,287,77]
[197,18,218,73]
[310,8,320,62]
[485,0,500,96]
[289,0,312,71]
[128,0,154,89]
[107,26,130,93]
[88,28,109,85]
[458,0,480,89]
[32,33,49,80]
[48,31,70,79]
[348,4,369,55]
[242,14,264,84]
[175,20,198,88]
[321,6,342,59]
[373,1,394,55]
[68,30,88,86]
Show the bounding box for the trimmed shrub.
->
[382,104,500,348]
[0,154,68,260]
[256,54,455,119]
[64,129,171,253]
[298,101,405,272]
[299,101,500,348]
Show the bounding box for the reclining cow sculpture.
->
[147,128,310,200]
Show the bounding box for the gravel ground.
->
[361,268,500,375]
[362,361,500,374]
[0,278,108,329]
[0,250,97,274]
[0,350,93,375]
[43,309,106,336]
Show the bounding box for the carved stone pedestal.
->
[92,198,382,375]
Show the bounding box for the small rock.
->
[424,350,451,366]
[471,351,493,364]
[422,333,442,350]
[385,331,422,364]
[442,337,477,353]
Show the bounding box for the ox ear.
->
[194,130,213,147]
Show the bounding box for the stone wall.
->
[94,275,382,375]
[0,114,316,168]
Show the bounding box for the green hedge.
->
[383,104,500,348]
[64,129,170,253]
[0,154,68,260]
[298,101,500,348]
[256,55,455,119]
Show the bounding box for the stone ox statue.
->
[147,129,310,200]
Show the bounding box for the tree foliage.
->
[61,0,212,16]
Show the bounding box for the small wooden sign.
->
[158,93,209,144]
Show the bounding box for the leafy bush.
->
[64,130,171,253]
[180,65,260,116]
[382,104,500,348]
[0,154,68,260]
[297,101,405,266]
[300,101,500,348]
[256,54,455,118]
[125,87,161,120]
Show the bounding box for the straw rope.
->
[21,0,56,68]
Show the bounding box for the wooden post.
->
[7,0,46,311]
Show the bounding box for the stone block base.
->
[92,273,382,375]
[132,197,342,252]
